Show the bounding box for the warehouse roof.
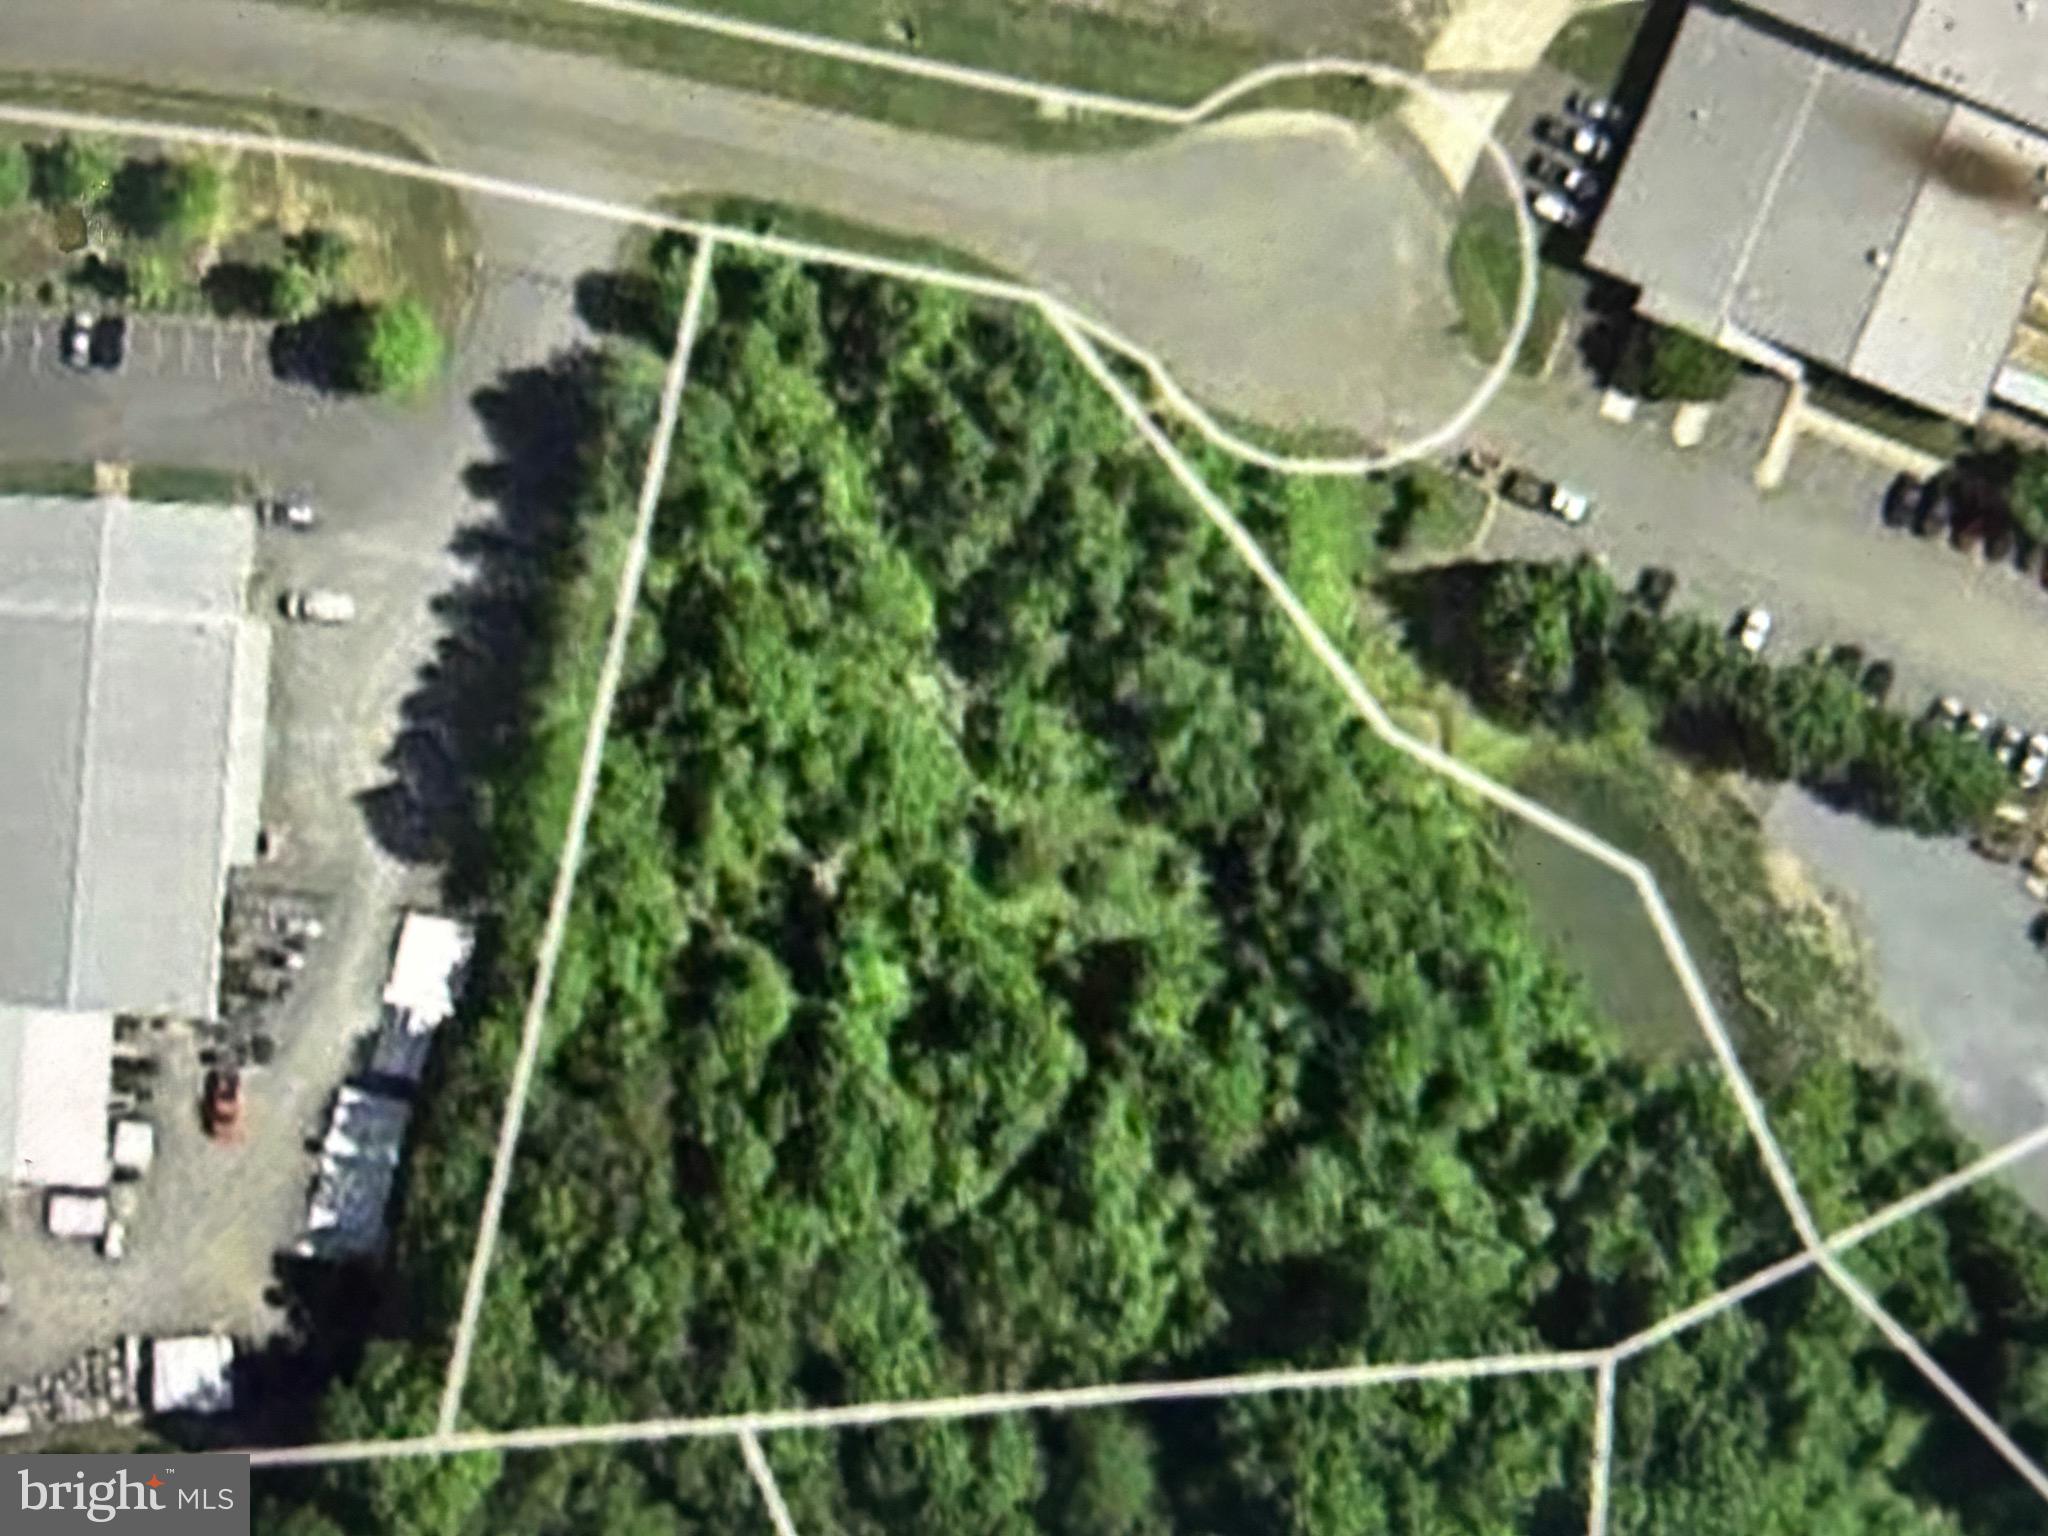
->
[0,499,267,1018]
[0,1008,113,1188]
[1588,2,2048,421]
[1742,0,2048,131]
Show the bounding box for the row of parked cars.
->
[1882,472,2048,579]
[1932,696,2048,790]
[1527,92,1624,231]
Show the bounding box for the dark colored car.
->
[1861,660,1896,704]
[1882,474,1924,529]
[88,315,127,371]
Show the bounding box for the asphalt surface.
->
[7,0,1478,447]
[1767,789,2048,1214]
[0,196,613,1382]
[1474,366,2048,740]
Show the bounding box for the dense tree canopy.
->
[259,247,2048,1534]
[1390,558,2007,836]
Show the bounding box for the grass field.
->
[1544,1,1647,88]
[0,460,250,501]
[660,192,1012,278]
[1807,366,1970,462]
[252,0,1414,148]
[1446,200,1568,376]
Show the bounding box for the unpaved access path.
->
[8,0,1482,441]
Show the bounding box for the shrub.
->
[31,136,117,207]
[347,297,444,397]
[111,156,227,240]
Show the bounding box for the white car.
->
[63,311,94,368]
[1550,485,1593,525]
[1530,188,1582,229]
[1933,695,1967,731]
[2020,734,2048,790]
[1538,115,1613,162]
[1567,91,1626,126]
[279,588,357,625]
[1736,607,1773,654]
[1967,708,1995,739]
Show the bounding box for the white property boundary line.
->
[0,45,1537,479]
[564,0,1539,477]
[431,240,718,1436]
[741,1431,801,1536]
[1050,316,2048,1508]
[1585,1359,1616,1536]
[16,43,2045,1513]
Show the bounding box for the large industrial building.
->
[0,497,270,1189]
[1588,0,2048,423]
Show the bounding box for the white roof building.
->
[0,1009,112,1188]
[149,1334,236,1414]
[381,912,474,1028]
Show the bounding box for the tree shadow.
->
[352,344,613,885]
[270,302,368,392]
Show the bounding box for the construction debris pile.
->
[0,1337,140,1437]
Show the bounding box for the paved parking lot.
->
[0,200,615,1382]
[0,311,280,391]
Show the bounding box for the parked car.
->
[1882,474,1925,529]
[1914,486,1953,538]
[63,311,93,369]
[1566,90,1626,126]
[1997,723,2027,763]
[1500,468,1592,523]
[1932,695,1967,731]
[1861,660,1896,703]
[1735,607,1773,654]
[89,315,127,371]
[1529,188,1583,229]
[1536,115,1612,162]
[1967,707,1995,739]
[2020,734,2048,790]
[279,589,357,625]
[1528,152,1601,199]
[203,1068,244,1143]
[1985,521,2018,564]
[259,494,318,531]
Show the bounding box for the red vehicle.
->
[204,1069,244,1144]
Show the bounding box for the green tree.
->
[286,226,351,282]
[0,142,29,210]
[344,296,445,396]
[111,156,225,239]
[1644,324,1741,403]
[2009,449,2048,543]
[274,262,321,322]
[31,136,116,207]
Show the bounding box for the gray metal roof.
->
[1742,0,2048,132]
[1739,0,1917,63]
[0,499,264,1018]
[1589,2,2048,422]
